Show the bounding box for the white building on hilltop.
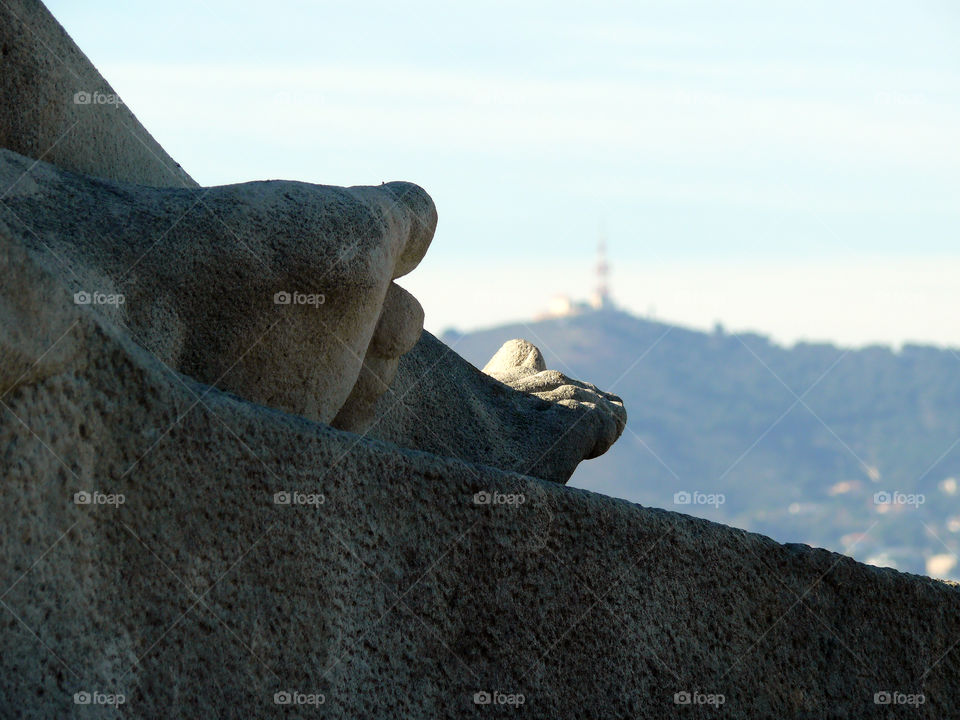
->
[535,236,617,319]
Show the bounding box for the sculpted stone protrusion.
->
[0,0,628,477]
[483,339,627,460]
[362,332,627,483]
[332,282,425,433]
[0,149,436,424]
[481,338,547,379]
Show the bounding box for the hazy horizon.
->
[46,0,960,348]
[417,254,960,350]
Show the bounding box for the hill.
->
[442,308,960,579]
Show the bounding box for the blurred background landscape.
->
[47,0,960,579]
[445,303,960,581]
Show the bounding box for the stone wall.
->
[1,224,957,718]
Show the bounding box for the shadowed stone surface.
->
[0,0,622,482]
[484,338,626,461]
[0,0,197,188]
[0,147,436,424]
[2,3,959,718]
[364,332,626,483]
[331,282,425,434]
[1,224,959,718]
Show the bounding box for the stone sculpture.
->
[2,5,960,719]
[0,0,627,479]
[363,334,626,482]
[0,147,435,425]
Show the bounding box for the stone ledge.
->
[1,226,957,718]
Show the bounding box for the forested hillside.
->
[442,309,960,579]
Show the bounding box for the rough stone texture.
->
[0,0,197,189]
[0,0,623,482]
[482,338,548,378]
[2,4,959,717]
[331,282,425,434]
[2,225,959,719]
[0,147,436,425]
[484,338,626,460]
[0,143,616,482]
[364,332,627,483]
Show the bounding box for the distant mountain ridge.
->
[441,308,960,579]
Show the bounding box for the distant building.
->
[535,235,617,319]
[534,294,592,320]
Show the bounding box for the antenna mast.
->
[595,231,611,309]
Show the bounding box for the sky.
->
[47,0,960,347]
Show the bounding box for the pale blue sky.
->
[48,1,960,345]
